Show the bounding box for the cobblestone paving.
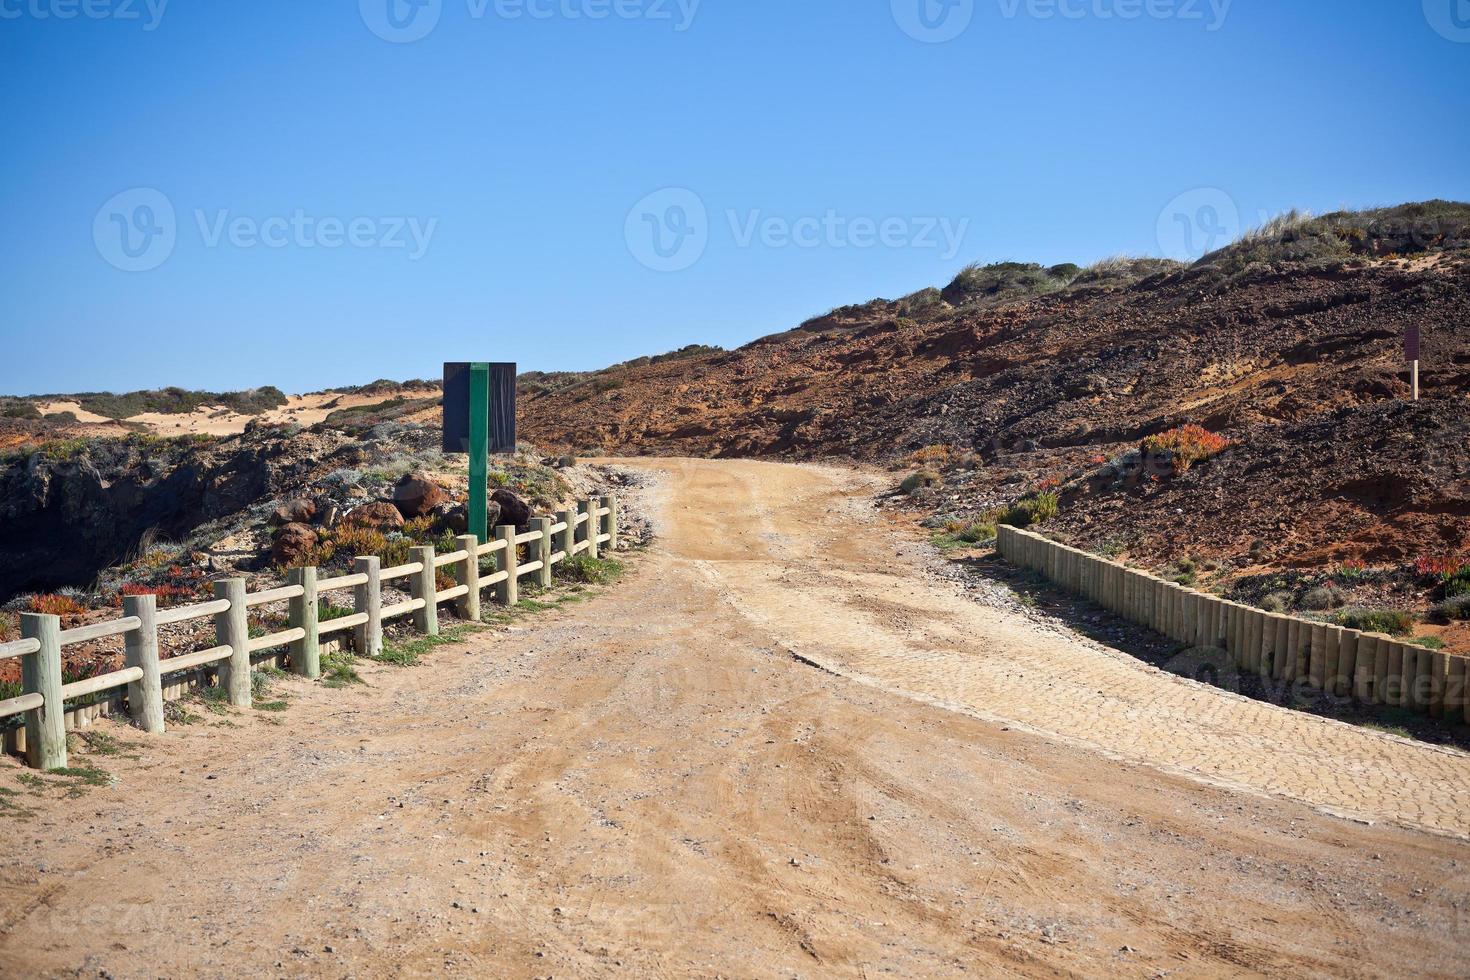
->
[651,458,1470,840]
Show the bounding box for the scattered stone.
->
[271,522,319,565]
[392,472,449,519]
[269,497,317,526]
[491,489,532,528]
[344,501,405,530]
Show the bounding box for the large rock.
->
[343,501,405,530]
[271,522,318,566]
[491,489,532,529]
[392,472,449,519]
[269,497,317,526]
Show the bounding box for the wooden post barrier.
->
[1316,627,1338,692]
[214,579,251,708]
[496,525,519,606]
[1340,628,1358,696]
[1287,625,1311,687]
[354,556,383,658]
[558,506,577,564]
[287,566,320,680]
[411,545,438,636]
[456,534,481,622]
[1430,651,1448,719]
[533,517,554,589]
[1274,616,1291,682]
[123,594,164,734]
[20,613,67,770]
[1364,637,1387,705]
[1399,642,1419,712]
[1384,640,1405,707]
[602,495,619,550]
[1447,654,1467,724]
[1348,631,1373,701]
[580,499,599,560]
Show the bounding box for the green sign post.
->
[468,363,490,541]
[444,361,516,544]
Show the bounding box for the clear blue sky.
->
[2,0,1467,395]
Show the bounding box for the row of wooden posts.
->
[996,524,1469,725]
[0,495,619,771]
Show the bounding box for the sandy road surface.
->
[2,458,1469,978]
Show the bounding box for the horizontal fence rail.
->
[995,525,1467,727]
[2,495,620,770]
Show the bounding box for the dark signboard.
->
[1405,324,1421,363]
[443,362,516,454]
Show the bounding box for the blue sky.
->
[1,0,1467,395]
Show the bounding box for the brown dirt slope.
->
[522,203,1470,579]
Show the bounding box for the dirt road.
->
[3,458,1468,978]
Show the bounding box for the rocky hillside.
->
[515,202,1470,647]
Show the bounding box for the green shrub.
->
[1431,594,1470,623]
[1301,585,1345,611]
[555,554,624,585]
[998,490,1059,528]
[1260,592,1291,613]
[1410,636,1446,650]
[1334,607,1416,637]
[899,471,941,494]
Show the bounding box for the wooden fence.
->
[0,495,620,770]
[996,525,1468,726]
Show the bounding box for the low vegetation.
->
[1141,425,1233,474]
[1333,607,1417,637]
[58,386,289,420]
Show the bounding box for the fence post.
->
[122,594,164,734]
[354,556,382,658]
[580,499,599,559]
[496,525,519,606]
[214,578,251,708]
[601,494,618,551]
[533,517,553,589]
[19,613,66,770]
[455,534,481,622]
[558,506,577,562]
[411,545,438,636]
[287,566,320,680]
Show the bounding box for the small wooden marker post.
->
[1405,324,1421,401]
[287,566,320,679]
[214,579,251,708]
[495,525,519,606]
[533,517,554,589]
[410,545,438,636]
[123,593,165,733]
[557,506,577,563]
[20,613,66,770]
[455,535,481,622]
[354,556,383,658]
